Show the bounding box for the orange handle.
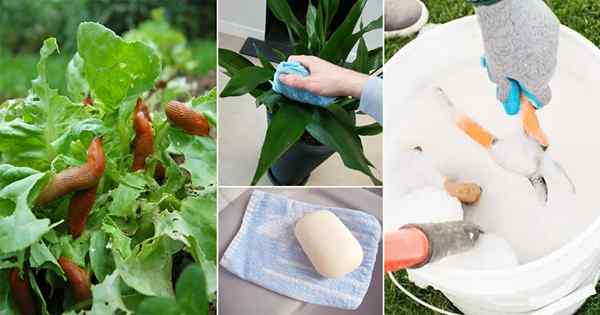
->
[384,228,430,272]
[521,95,549,147]
[456,114,496,149]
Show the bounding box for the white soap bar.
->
[294,210,363,278]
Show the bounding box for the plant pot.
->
[266,113,335,186]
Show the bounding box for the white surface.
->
[218,0,266,40]
[384,186,463,232]
[218,34,382,186]
[294,210,364,278]
[385,16,600,314]
[432,233,519,271]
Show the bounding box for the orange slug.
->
[165,101,210,136]
[58,256,92,304]
[37,137,105,206]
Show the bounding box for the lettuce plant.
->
[0,22,216,314]
[219,0,383,185]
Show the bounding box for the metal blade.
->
[529,174,548,205]
[551,159,576,193]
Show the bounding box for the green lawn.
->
[385,0,600,61]
[384,0,600,314]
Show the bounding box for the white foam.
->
[391,63,598,263]
[431,233,519,270]
[384,186,463,233]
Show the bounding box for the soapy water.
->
[436,87,576,205]
[389,62,600,264]
[430,233,519,271]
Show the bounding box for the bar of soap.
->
[294,210,364,278]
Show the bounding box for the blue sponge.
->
[271,61,335,106]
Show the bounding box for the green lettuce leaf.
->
[77,22,161,110]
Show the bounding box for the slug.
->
[131,98,165,179]
[58,257,92,304]
[165,101,210,136]
[37,137,105,206]
[9,268,39,315]
[67,185,97,238]
[132,110,155,171]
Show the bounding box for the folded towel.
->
[220,190,381,310]
[271,61,336,106]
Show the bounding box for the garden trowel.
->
[384,221,484,272]
[435,87,575,205]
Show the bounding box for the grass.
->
[0,38,216,102]
[190,38,217,75]
[384,0,600,314]
[0,50,70,101]
[385,0,600,61]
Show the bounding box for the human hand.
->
[474,0,559,115]
[278,55,369,98]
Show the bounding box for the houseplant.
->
[219,0,383,185]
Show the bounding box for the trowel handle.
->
[384,228,430,272]
[384,221,484,273]
[521,95,549,148]
[456,115,497,149]
[435,87,497,149]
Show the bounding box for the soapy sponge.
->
[272,61,336,106]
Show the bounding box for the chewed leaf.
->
[66,53,90,102]
[0,172,54,254]
[90,271,129,314]
[166,130,216,188]
[77,22,161,110]
[115,237,174,297]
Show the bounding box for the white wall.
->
[218,0,267,40]
[218,0,383,52]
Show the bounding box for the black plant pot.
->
[266,113,335,186]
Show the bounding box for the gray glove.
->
[472,0,560,115]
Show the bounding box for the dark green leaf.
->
[220,67,273,97]
[353,37,369,73]
[251,103,311,185]
[306,109,381,185]
[323,104,355,128]
[322,0,340,32]
[306,3,320,53]
[137,297,180,315]
[319,0,367,63]
[321,13,383,64]
[253,45,276,72]
[368,47,383,73]
[267,0,308,45]
[218,48,254,76]
[272,48,288,63]
[355,122,383,136]
[255,90,284,112]
[176,264,208,315]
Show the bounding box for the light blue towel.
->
[220,190,381,310]
[271,61,336,106]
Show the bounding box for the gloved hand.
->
[471,0,560,115]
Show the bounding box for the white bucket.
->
[385,16,600,315]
